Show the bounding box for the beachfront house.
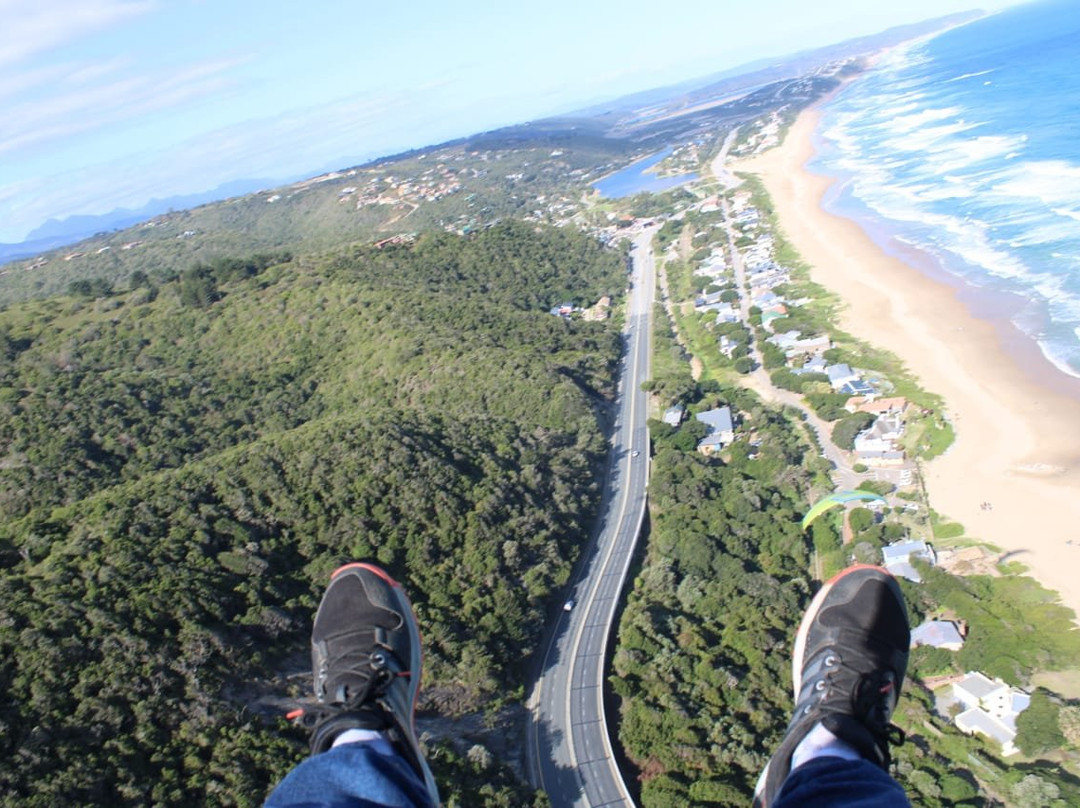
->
[696,406,735,455]
[767,330,831,359]
[846,396,910,416]
[882,539,936,582]
[827,363,859,390]
[839,379,876,396]
[952,672,1031,757]
[854,411,906,466]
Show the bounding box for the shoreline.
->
[737,107,1080,621]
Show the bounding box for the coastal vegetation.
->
[615,381,817,805]
[621,289,1080,807]
[612,152,1080,806]
[0,222,623,805]
[736,174,954,459]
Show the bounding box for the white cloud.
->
[0,0,157,67]
[0,56,248,158]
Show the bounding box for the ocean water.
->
[813,0,1080,377]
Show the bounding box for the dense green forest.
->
[615,384,819,805]
[0,222,624,805]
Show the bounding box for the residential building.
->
[827,363,859,390]
[854,411,906,466]
[839,379,876,397]
[952,672,1031,756]
[882,539,936,582]
[847,396,910,416]
[696,407,735,455]
[662,405,685,427]
[767,330,831,358]
[910,620,965,651]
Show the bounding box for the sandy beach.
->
[737,108,1080,621]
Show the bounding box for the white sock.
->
[332,728,395,756]
[790,722,861,770]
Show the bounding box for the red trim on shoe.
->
[330,561,402,588]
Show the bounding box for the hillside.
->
[0,221,624,805]
[0,138,631,307]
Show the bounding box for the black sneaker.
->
[294,562,440,805]
[752,564,910,807]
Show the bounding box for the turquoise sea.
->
[813,0,1080,377]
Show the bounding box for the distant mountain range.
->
[0,178,279,264]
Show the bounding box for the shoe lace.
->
[812,654,906,767]
[287,648,409,728]
[854,666,906,765]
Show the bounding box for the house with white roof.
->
[952,672,1031,757]
[854,412,906,466]
[767,330,831,358]
[882,539,935,582]
[696,407,735,455]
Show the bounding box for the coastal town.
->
[564,127,1051,768]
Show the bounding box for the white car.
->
[563,599,575,612]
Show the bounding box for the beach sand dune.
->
[736,109,1080,620]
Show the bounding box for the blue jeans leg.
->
[774,756,911,808]
[265,742,434,808]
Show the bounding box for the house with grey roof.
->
[694,290,727,310]
[854,411,906,466]
[827,363,859,390]
[696,407,735,455]
[882,539,936,582]
[911,620,965,651]
[662,405,685,427]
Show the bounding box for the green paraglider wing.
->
[801,490,887,530]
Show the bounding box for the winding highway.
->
[527,225,657,807]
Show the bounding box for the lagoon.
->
[592,148,699,198]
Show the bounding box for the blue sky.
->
[1,0,1024,243]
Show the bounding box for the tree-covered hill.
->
[0,222,624,805]
[0,135,632,306]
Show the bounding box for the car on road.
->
[563,599,575,612]
[631,450,640,457]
